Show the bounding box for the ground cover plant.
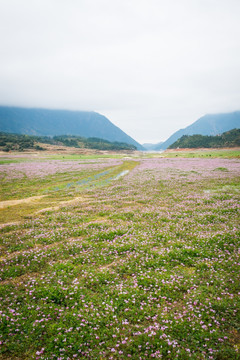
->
[0,151,239,359]
[159,149,240,159]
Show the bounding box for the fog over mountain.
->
[0,1,240,143]
[155,111,240,150]
[0,106,144,150]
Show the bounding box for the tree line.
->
[0,132,137,152]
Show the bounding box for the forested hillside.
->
[0,132,137,152]
[168,128,240,149]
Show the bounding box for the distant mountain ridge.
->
[142,142,163,151]
[0,106,144,150]
[156,111,240,150]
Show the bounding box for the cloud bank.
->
[0,0,239,142]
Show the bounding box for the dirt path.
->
[0,193,88,210]
[0,195,45,209]
[35,196,85,213]
[0,196,87,228]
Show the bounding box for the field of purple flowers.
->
[0,153,240,359]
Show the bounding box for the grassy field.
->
[0,149,239,359]
[160,149,240,159]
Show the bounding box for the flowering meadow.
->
[0,152,240,359]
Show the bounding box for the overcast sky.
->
[0,0,239,143]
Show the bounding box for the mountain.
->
[169,129,240,149]
[0,106,144,150]
[142,142,163,151]
[156,111,240,150]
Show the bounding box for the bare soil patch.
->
[0,195,45,209]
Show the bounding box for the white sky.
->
[0,0,239,143]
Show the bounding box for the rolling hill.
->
[0,106,144,150]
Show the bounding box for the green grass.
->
[0,169,95,201]
[44,153,128,160]
[0,154,239,359]
[160,149,240,158]
[0,161,138,224]
[0,159,21,165]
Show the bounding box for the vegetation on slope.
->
[157,111,240,150]
[168,128,240,149]
[0,106,144,149]
[0,132,137,152]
